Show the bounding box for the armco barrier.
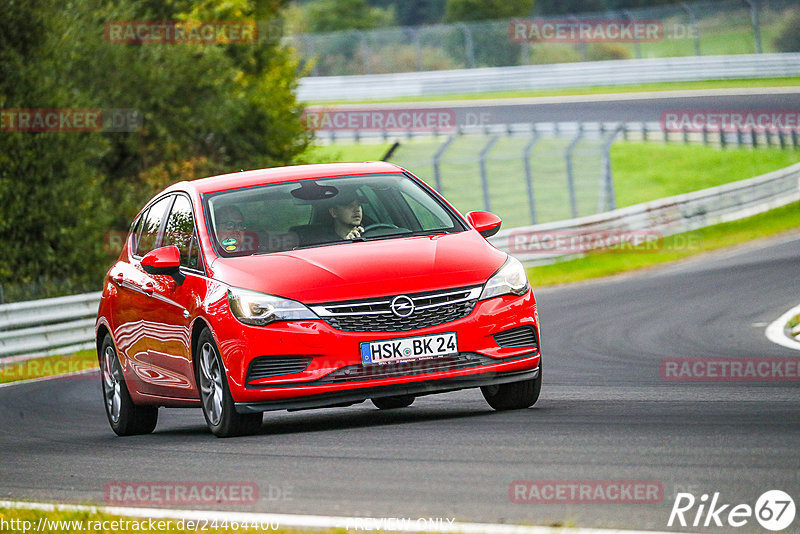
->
[490,162,800,263]
[0,292,101,361]
[2,163,799,360]
[297,53,800,102]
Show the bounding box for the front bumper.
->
[214,290,540,405]
[235,365,539,413]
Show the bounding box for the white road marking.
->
[765,303,800,351]
[0,500,700,534]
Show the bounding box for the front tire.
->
[372,395,415,410]
[100,334,158,436]
[196,329,262,437]
[481,366,541,411]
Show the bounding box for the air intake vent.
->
[247,356,312,383]
[311,286,481,333]
[494,326,538,348]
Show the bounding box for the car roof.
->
[164,162,406,196]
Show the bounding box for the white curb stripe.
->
[0,500,700,534]
[765,303,800,351]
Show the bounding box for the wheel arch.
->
[96,324,112,366]
[190,317,213,371]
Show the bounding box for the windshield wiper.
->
[405,229,454,236]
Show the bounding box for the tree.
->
[305,0,395,33]
[443,0,535,67]
[0,0,311,300]
[369,0,446,26]
[0,0,113,300]
[774,9,800,52]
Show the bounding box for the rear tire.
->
[196,329,262,437]
[371,395,415,410]
[481,365,541,411]
[100,334,158,436]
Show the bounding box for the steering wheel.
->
[362,223,399,235]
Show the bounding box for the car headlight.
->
[228,287,318,326]
[479,256,530,300]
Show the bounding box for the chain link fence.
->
[381,123,619,227]
[313,119,800,229]
[288,0,798,76]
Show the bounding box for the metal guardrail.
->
[297,53,800,102]
[490,162,800,264]
[2,163,799,361]
[0,292,101,361]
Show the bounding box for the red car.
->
[96,162,541,437]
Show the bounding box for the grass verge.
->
[307,141,800,211]
[526,201,800,287]
[611,143,800,207]
[304,77,800,105]
[0,349,97,385]
[787,314,800,335]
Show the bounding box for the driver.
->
[328,191,364,240]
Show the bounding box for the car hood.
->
[209,231,507,303]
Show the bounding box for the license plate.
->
[360,332,458,365]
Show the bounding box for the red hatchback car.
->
[96,162,541,437]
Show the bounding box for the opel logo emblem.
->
[390,295,415,318]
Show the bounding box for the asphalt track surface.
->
[319,88,800,126]
[1,232,799,533]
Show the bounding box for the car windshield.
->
[204,173,464,256]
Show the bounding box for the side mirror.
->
[141,246,185,284]
[466,211,502,238]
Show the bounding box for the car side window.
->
[136,195,173,257]
[129,214,145,256]
[400,190,451,230]
[163,195,201,270]
[186,233,204,272]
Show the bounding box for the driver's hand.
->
[345,226,364,239]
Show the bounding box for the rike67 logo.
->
[669,490,795,531]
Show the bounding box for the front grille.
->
[247,356,313,383]
[494,326,538,348]
[310,286,481,333]
[327,352,494,383]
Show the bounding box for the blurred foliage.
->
[585,43,633,61]
[534,0,682,15]
[305,0,395,32]
[442,1,534,67]
[288,0,396,74]
[443,0,535,22]
[370,0,446,26]
[0,0,310,301]
[773,9,800,52]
